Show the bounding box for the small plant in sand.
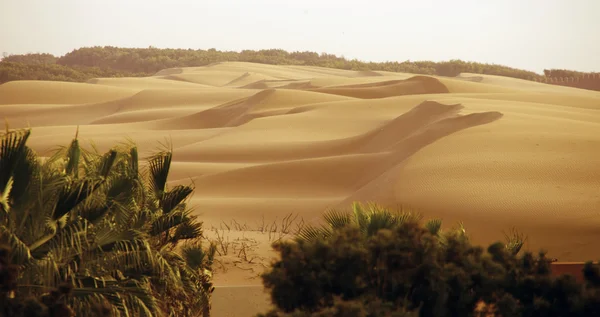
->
[0,128,215,316]
[258,202,600,317]
[255,213,305,243]
[205,213,306,280]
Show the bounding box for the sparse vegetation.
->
[258,202,600,317]
[0,128,215,316]
[2,47,598,88]
[204,213,305,277]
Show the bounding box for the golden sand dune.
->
[2,62,600,315]
[0,80,138,104]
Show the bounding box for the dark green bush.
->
[258,208,600,317]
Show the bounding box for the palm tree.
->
[0,128,215,316]
[297,202,523,255]
[297,202,445,241]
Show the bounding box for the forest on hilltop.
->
[1,47,598,89]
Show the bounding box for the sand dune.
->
[2,62,600,316]
[310,76,450,98]
[0,80,138,104]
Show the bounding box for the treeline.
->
[534,73,600,91]
[1,47,598,86]
[0,61,146,83]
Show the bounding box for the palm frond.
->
[160,185,194,215]
[98,149,118,179]
[9,146,40,214]
[425,219,443,236]
[33,256,62,288]
[71,278,129,315]
[122,278,160,316]
[365,209,398,236]
[171,220,203,242]
[52,178,104,221]
[456,221,467,237]
[0,225,32,264]
[102,175,138,223]
[148,152,172,199]
[79,204,110,226]
[396,209,423,225]
[322,209,353,230]
[149,211,186,237]
[352,202,369,230]
[296,225,331,242]
[503,227,527,255]
[129,146,139,176]
[181,243,209,270]
[30,219,90,261]
[95,227,148,252]
[0,128,32,213]
[65,129,81,178]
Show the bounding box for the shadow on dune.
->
[151,88,352,129]
[150,76,451,130]
[151,89,289,129]
[175,100,501,162]
[187,100,503,202]
[307,75,449,99]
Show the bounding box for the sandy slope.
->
[2,61,600,316]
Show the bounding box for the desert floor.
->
[1,62,600,316]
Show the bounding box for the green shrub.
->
[259,203,600,317]
[0,128,215,316]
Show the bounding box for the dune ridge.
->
[2,62,599,316]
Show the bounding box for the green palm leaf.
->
[9,146,39,213]
[297,225,331,242]
[171,220,203,242]
[79,204,110,226]
[425,219,443,236]
[53,178,104,221]
[504,228,526,255]
[150,211,186,237]
[181,243,212,270]
[95,227,147,252]
[98,149,118,178]
[0,225,32,264]
[129,146,139,176]
[323,209,352,230]
[148,152,172,199]
[160,185,194,215]
[65,129,81,178]
[352,202,369,231]
[396,210,423,225]
[0,129,32,213]
[366,209,398,236]
[30,219,89,260]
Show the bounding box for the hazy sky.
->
[1,0,598,73]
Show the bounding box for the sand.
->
[1,61,599,316]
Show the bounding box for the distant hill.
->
[1,47,599,91]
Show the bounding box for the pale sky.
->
[1,0,598,73]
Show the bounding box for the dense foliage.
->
[3,46,596,85]
[258,203,600,317]
[0,244,79,316]
[0,128,215,316]
[542,69,598,78]
[0,62,145,84]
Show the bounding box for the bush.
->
[0,244,76,317]
[258,204,600,317]
[0,128,215,316]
